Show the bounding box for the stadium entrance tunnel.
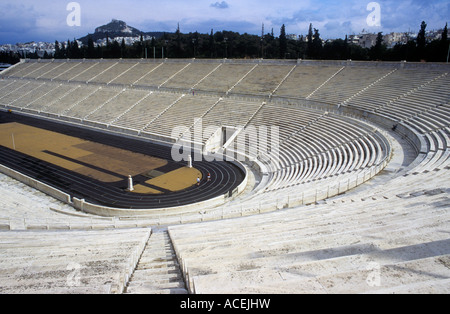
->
[204,125,242,154]
[0,112,246,214]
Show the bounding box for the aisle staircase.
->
[125,229,188,294]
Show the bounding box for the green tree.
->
[66,39,72,58]
[264,30,277,59]
[344,35,350,59]
[71,39,82,59]
[0,51,20,64]
[96,45,103,59]
[279,24,287,59]
[110,40,121,58]
[54,41,61,58]
[208,29,216,58]
[86,36,96,58]
[370,32,386,60]
[174,23,183,57]
[306,23,313,58]
[323,39,347,60]
[311,28,323,59]
[442,23,448,43]
[417,21,427,60]
[121,39,126,58]
[441,23,449,62]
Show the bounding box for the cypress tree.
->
[209,29,216,58]
[54,41,61,58]
[441,23,449,62]
[87,36,95,58]
[279,24,287,59]
[307,24,313,59]
[121,38,127,58]
[417,21,427,60]
[312,28,323,59]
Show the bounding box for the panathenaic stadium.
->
[0,58,449,294]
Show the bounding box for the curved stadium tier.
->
[0,58,448,294]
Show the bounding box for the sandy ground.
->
[133,167,202,194]
[0,122,199,194]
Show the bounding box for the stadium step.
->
[271,64,297,96]
[226,63,258,95]
[306,66,345,99]
[125,229,188,294]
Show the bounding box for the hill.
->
[78,19,167,45]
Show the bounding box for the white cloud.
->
[210,1,229,9]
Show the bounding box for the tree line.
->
[2,21,449,64]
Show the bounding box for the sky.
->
[0,0,449,45]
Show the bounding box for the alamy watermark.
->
[67,2,81,27]
[171,119,280,169]
[366,262,381,287]
[367,2,381,27]
[66,262,82,287]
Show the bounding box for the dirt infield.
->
[0,122,199,194]
[0,111,245,209]
[133,168,203,194]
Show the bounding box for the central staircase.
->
[125,229,188,294]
